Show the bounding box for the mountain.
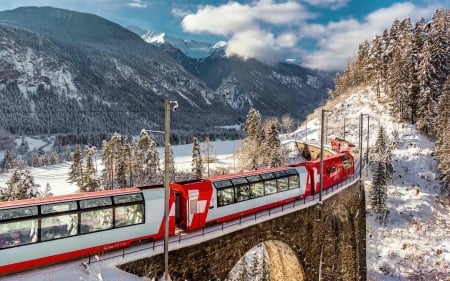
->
[142,31,214,59]
[0,6,334,136]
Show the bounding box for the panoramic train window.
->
[231,177,248,185]
[113,193,143,204]
[246,175,262,183]
[214,180,233,189]
[217,187,234,207]
[288,175,299,189]
[40,214,78,241]
[236,184,250,202]
[115,204,144,227]
[80,197,112,209]
[41,201,78,214]
[264,179,277,195]
[0,219,38,248]
[80,208,113,234]
[0,206,38,221]
[249,182,264,198]
[277,177,289,191]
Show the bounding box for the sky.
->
[0,1,448,67]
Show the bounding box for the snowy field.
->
[1,87,449,280]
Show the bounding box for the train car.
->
[304,151,355,195]
[171,165,309,232]
[0,185,175,276]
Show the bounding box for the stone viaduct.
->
[119,181,367,281]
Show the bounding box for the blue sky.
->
[0,1,448,70]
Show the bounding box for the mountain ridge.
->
[0,6,334,136]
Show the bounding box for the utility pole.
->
[164,99,178,281]
[318,109,332,220]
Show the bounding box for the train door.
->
[187,191,199,231]
[174,191,182,228]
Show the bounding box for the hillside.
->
[0,6,333,136]
[297,87,450,280]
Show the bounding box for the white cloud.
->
[300,2,438,70]
[181,0,312,62]
[171,7,190,18]
[303,0,350,10]
[126,0,147,9]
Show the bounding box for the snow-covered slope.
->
[291,86,450,280]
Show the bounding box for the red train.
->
[0,150,354,276]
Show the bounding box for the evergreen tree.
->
[116,141,129,188]
[67,144,83,185]
[417,40,438,136]
[191,137,203,179]
[281,113,294,134]
[2,149,16,172]
[147,140,162,184]
[436,76,450,192]
[17,137,29,155]
[80,146,99,192]
[264,120,282,168]
[239,107,265,170]
[201,136,215,177]
[370,126,393,221]
[101,133,121,189]
[2,169,40,200]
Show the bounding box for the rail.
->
[86,160,366,265]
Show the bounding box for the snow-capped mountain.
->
[142,31,214,59]
[0,6,334,136]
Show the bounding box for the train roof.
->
[207,165,305,182]
[0,187,144,209]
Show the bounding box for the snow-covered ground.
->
[1,86,449,280]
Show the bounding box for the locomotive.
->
[0,149,354,276]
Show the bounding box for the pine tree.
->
[436,76,450,192]
[239,107,265,170]
[201,136,215,177]
[147,140,162,184]
[191,137,203,179]
[281,113,294,134]
[264,121,282,167]
[370,126,392,221]
[80,146,99,192]
[2,169,40,200]
[67,144,83,185]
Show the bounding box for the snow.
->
[1,87,449,280]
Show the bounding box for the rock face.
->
[119,182,366,281]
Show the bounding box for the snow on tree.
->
[146,140,162,184]
[1,169,40,201]
[263,119,282,168]
[390,130,401,149]
[281,113,294,134]
[80,146,100,192]
[67,144,83,185]
[237,107,266,170]
[42,183,53,197]
[191,137,202,179]
[201,136,215,177]
[101,133,122,189]
[370,126,393,221]
[17,137,29,155]
[2,149,16,172]
[436,76,450,192]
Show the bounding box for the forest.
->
[331,8,450,192]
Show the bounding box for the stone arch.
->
[227,240,306,281]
